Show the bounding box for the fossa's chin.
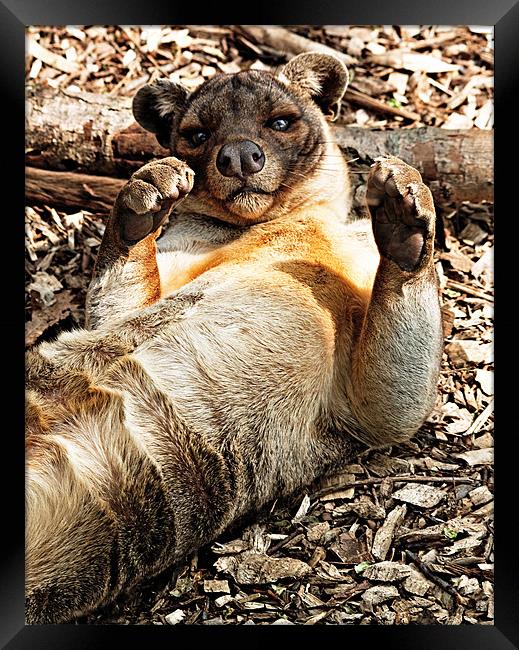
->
[228,191,274,220]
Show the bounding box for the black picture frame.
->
[6,1,511,647]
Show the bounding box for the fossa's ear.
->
[279,52,349,121]
[132,79,190,148]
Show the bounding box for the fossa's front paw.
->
[367,156,436,272]
[116,157,194,244]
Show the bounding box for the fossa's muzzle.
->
[216,140,265,180]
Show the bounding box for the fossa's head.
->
[133,53,349,225]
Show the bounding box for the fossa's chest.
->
[156,214,242,296]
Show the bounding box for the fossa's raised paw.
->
[116,157,194,244]
[367,156,436,272]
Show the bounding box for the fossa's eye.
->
[268,117,291,132]
[186,130,210,147]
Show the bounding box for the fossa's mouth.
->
[228,186,271,201]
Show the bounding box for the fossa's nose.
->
[216,140,265,179]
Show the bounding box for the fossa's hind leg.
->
[367,156,435,273]
[343,156,442,447]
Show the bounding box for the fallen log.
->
[26,85,493,209]
[26,167,125,213]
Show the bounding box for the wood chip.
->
[392,483,446,508]
[28,271,63,307]
[402,568,433,596]
[27,37,80,74]
[459,222,488,246]
[211,539,250,555]
[361,585,400,609]
[388,71,409,95]
[440,249,473,273]
[370,51,460,73]
[25,290,75,346]
[292,494,311,522]
[445,340,493,367]
[164,609,186,625]
[341,496,386,521]
[471,247,493,282]
[203,579,230,594]
[306,522,330,544]
[454,448,493,466]
[317,472,355,501]
[271,617,295,625]
[468,486,493,507]
[474,432,493,449]
[443,112,474,129]
[475,369,493,396]
[371,504,406,560]
[363,561,412,582]
[330,531,372,565]
[214,551,312,585]
[215,594,234,608]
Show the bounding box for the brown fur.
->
[26,54,443,623]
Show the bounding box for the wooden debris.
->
[214,551,312,585]
[164,609,186,625]
[306,522,330,544]
[361,585,399,609]
[369,51,460,73]
[344,87,421,122]
[392,483,446,508]
[371,505,406,560]
[203,580,230,594]
[402,568,434,596]
[26,167,125,213]
[25,289,75,347]
[27,36,80,74]
[405,550,466,606]
[292,494,311,522]
[330,531,372,565]
[462,400,494,436]
[215,594,234,608]
[445,340,493,367]
[454,448,493,467]
[339,496,386,521]
[238,25,356,66]
[363,561,412,582]
[211,539,250,555]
